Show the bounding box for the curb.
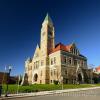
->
[0,87,100,99]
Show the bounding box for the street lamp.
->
[5,66,12,97]
[61,76,63,90]
[76,64,80,84]
[88,64,94,84]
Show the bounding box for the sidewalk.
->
[0,87,100,99]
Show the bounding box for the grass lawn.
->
[2,84,100,94]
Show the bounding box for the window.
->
[34,62,36,69]
[41,60,44,66]
[64,57,67,63]
[68,57,72,65]
[54,70,56,75]
[50,57,56,65]
[61,55,64,63]
[69,59,71,65]
[34,61,39,69]
[84,61,87,67]
[51,70,53,76]
[36,61,39,68]
[41,71,42,76]
[54,57,56,64]
[81,61,84,66]
[74,59,77,66]
[74,48,76,54]
[77,50,79,55]
[51,58,53,65]
[62,55,67,64]
[65,70,67,75]
[71,47,79,55]
[71,48,74,54]
[38,61,39,67]
[61,56,66,64]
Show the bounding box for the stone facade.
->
[24,14,91,84]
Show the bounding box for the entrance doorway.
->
[34,74,38,82]
[78,73,82,83]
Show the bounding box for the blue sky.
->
[0,0,100,75]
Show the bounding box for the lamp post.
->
[5,66,12,97]
[61,76,63,90]
[76,64,80,84]
[88,64,94,84]
[90,68,93,84]
[17,75,21,94]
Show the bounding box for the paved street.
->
[6,88,100,100]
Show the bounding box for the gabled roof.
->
[51,42,73,53]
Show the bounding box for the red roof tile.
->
[96,66,100,71]
[51,43,72,54]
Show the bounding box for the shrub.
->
[54,80,59,85]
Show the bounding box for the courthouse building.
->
[24,14,92,84]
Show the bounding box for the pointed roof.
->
[36,44,40,49]
[26,57,32,62]
[33,44,40,58]
[43,13,53,25]
[35,44,40,53]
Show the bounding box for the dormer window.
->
[71,47,79,55]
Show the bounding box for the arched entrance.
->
[78,73,82,83]
[34,74,38,82]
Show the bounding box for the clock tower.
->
[40,13,55,56]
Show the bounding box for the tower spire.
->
[41,13,55,55]
[43,13,53,25]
